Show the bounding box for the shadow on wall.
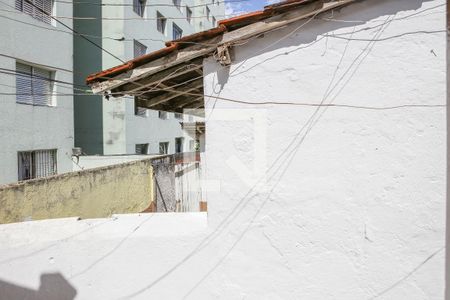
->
[210,0,440,85]
[0,273,76,300]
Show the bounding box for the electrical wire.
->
[0,6,237,21]
[0,4,444,111]
[0,13,222,46]
[65,0,236,8]
[2,0,125,63]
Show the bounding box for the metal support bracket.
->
[216,44,232,66]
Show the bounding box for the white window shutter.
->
[34,0,44,22]
[16,63,33,105]
[15,0,22,11]
[23,0,33,15]
[42,0,52,23]
[32,67,52,106]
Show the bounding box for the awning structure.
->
[86,0,355,115]
[126,58,205,115]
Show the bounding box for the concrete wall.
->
[0,159,154,224]
[0,0,74,184]
[0,1,445,299]
[201,0,446,298]
[74,0,224,156]
[72,154,161,170]
[73,0,104,155]
[447,2,450,297]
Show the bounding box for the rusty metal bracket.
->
[216,44,232,66]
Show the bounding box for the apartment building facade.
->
[0,0,74,185]
[74,0,224,155]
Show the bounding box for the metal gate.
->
[152,152,202,212]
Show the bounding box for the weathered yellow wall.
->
[0,159,154,224]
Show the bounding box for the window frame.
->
[133,0,146,17]
[134,97,148,117]
[206,6,210,21]
[156,11,167,34]
[18,149,57,181]
[159,111,168,120]
[172,0,181,10]
[186,6,192,24]
[135,143,150,155]
[15,0,53,25]
[172,23,183,40]
[133,39,147,58]
[175,137,184,153]
[159,142,169,155]
[16,62,55,107]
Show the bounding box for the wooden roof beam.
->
[116,62,203,95]
[140,80,204,108]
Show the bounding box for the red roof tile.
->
[86,0,313,85]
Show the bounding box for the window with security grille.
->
[186,6,192,24]
[172,23,183,40]
[133,0,146,17]
[16,62,54,106]
[172,0,181,10]
[15,0,53,24]
[157,11,166,34]
[159,142,169,154]
[133,40,147,58]
[18,149,57,181]
[135,144,149,154]
[174,112,183,119]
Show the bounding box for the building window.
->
[175,137,184,153]
[158,111,168,120]
[18,149,57,181]
[212,16,216,27]
[15,0,53,24]
[135,143,149,154]
[174,112,183,119]
[133,40,147,58]
[157,11,166,34]
[172,0,181,10]
[186,6,192,24]
[194,139,200,151]
[16,62,53,106]
[188,140,200,152]
[133,0,146,17]
[134,98,147,117]
[206,6,210,21]
[159,142,169,154]
[173,23,183,40]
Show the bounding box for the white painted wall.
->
[0,0,74,185]
[201,0,446,298]
[0,1,445,299]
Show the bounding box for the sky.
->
[225,0,282,16]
